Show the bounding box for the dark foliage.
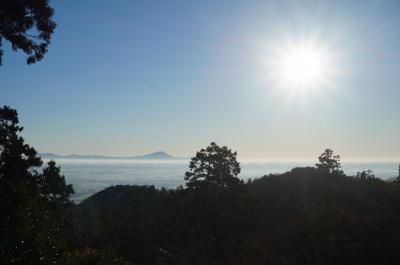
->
[397,163,400,181]
[38,160,74,205]
[79,168,400,264]
[77,185,173,265]
[0,106,65,264]
[185,142,242,190]
[0,0,56,65]
[0,106,129,265]
[3,108,400,265]
[74,150,400,265]
[316,148,343,175]
[61,247,131,265]
[250,167,400,265]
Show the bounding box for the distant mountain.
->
[39,153,64,159]
[39,151,178,160]
[135,151,174,160]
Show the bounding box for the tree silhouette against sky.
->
[0,0,56,65]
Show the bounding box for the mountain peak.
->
[139,151,174,159]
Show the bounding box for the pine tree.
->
[0,106,73,264]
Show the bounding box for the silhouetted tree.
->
[356,169,375,180]
[173,143,252,265]
[0,105,73,264]
[0,0,56,65]
[0,105,42,189]
[38,160,74,205]
[184,142,241,189]
[316,148,343,174]
[72,152,400,265]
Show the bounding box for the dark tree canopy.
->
[0,105,74,264]
[0,0,56,65]
[184,142,241,189]
[0,106,73,203]
[356,169,375,180]
[398,163,400,180]
[3,106,400,265]
[316,148,343,174]
[38,160,74,205]
[0,105,42,186]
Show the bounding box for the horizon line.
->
[38,151,400,163]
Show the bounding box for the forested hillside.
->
[2,106,400,265]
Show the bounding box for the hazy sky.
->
[1,0,400,159]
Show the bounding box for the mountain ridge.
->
[39,151,179,160]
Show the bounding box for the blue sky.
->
[1,0,400,159]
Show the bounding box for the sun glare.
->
[284,49,321,84]
[261,38,337,100]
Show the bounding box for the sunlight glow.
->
[284,49,320,84]
[266,40,333,98]
[258,35,340,105]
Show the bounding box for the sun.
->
[262,39,333,97]
[284,48,321,84]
